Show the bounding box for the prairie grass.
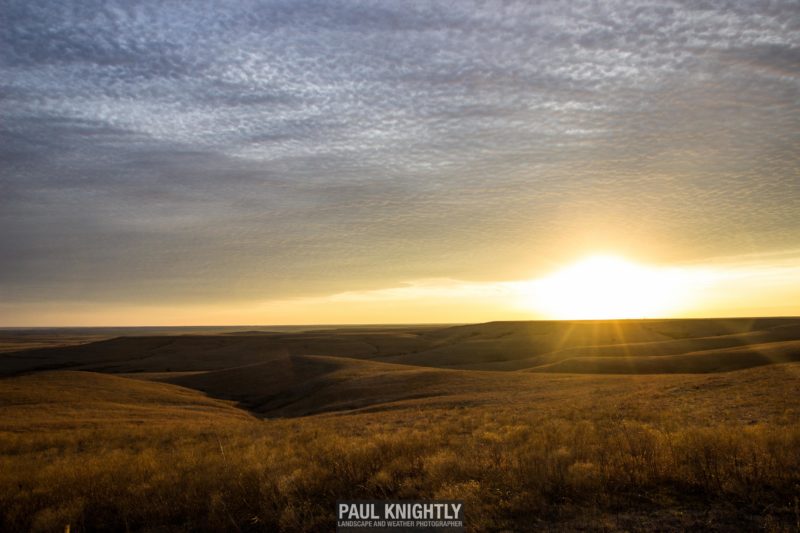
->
[2,362,799,531]
[2,404,799,532]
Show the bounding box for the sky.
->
[1,0,799,326]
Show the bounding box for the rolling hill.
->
[0,370,252,432]
[2,319,800,531]
[2,318,798,377]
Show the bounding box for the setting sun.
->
[522,255,705,320]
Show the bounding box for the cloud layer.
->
[1,0,799,316]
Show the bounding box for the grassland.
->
[1,319,799,531]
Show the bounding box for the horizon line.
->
[3,315,799,330]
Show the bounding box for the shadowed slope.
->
[0,330,431,376]
[376,318,800,370]
[165,355,527,417]
[527,340,800,374]
[161,353,800,421]
[1,319,799,377]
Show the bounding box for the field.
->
[1,318,799,531]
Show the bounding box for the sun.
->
[521,254,697,320]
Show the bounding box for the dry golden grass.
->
[2,320,799,531]
[2,363,800,531]
[3,409,800,531]
[0,371,253,434]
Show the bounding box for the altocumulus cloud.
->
[0,0,799,315]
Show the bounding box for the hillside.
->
[3,318,799,377]
[2,319,800,531]
[528,340,800,374]
[0,370,251,432]
[149,354,800,422]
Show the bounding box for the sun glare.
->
[522,255,700,320]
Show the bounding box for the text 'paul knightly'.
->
[336,500,465,531]
[339,502,461,520]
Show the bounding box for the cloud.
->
[1,0,798,317]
